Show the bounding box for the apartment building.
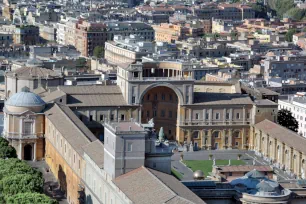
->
[104,35,154,65]
[192,3,255,21]
[13,25,40,45]
[279,94,306,137]
[57,19,154,56]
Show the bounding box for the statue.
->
[302,168,305,179]
[189,141,194,152]
[213,158,216,166]
[183,141,188,152]
[228,159,231,166]
[158,127,165,142]
[148,118,154,127]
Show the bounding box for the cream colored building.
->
[3,87,45,161]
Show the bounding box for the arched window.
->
[213,131,220,138]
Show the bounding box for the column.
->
[229,108,233,124]
[187,130,191,144]
[33,142,36,161]
[228,129,233,149]
[201,130,205,148]
[299,154,302,178]
[222,129,226,149]
[258,131,262,152]
[208,129,212,150]
[290,149,294,171]
[223,108,226,125]
[242,106,246,125]
[241,128,246,150]
[203,109,206,122]
[266,136,270,157]
[19,141,22,160]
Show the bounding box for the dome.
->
[193,170,205,180]
[5,87,45,113]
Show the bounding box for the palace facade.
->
[5,64,306,204]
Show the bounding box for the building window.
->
[215,113,220,120]
[236,113,240,119]
[169,129,171,135]
[121,114,125,121]
[132,96,135,104]
[226,113,230,120]
[147,94,150,100]
[195,113,199,120]
[146,111,150,117]
[100,115,104,121]
[205,113,209,120]
[169,94,173,101]
[154,94,158,100]
[161,94,165,100]
[235,142,239,146]
[247,113,250,119]
[127,143,132,152]
[153,110,157,117]
[229,172,232,176]
[169,111,172,118]
[110,114,114,121]
[89,115,93,121]
[24,122,33,134]
[161,110,165,117]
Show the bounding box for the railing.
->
[129,76,193,81]
[4,132,43,139]
[179,120,251,126]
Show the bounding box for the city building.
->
[56,19,154,56]
[278,94,306,137]
[13,25,40,45]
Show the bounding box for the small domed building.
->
[3,87,46,161]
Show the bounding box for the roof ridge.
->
[144,167,177,197]
[54,103,96,142]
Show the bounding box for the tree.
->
[6,192,58,204]
[0,137,17,159]
[0,174,44,196]
[93,46,104,58]
[277,109,298,132]
[0,158,41,180]
[285,29,297,42]
[0,145,17,159]
[76,57,87,68]
[275,0,295,18]
[285,8,306,21]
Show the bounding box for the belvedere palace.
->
[3,64,306,204]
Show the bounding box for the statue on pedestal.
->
[189,141,194,152]
[158,127,165,142]
[183,141,188,152]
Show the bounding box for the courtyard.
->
[183,159,245,177]
[171,149,295,181]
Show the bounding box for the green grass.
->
[171,168,183,180]
[183,160,245,177]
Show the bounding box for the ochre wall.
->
[45,140,81,204]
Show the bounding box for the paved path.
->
[172,160,194,180]
[27,161,68,204]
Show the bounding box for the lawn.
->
[183,160,245,177]
[171,168,183,180]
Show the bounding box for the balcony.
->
[179,120,251,126]
[129,76,193,81]
[4,132,43,139]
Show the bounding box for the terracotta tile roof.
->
[193,93,253,105]
[58,85,122,94]
[113,166,205,204]
[255,119,306,154]
[83,140,104,168]
[6,67,61,79]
